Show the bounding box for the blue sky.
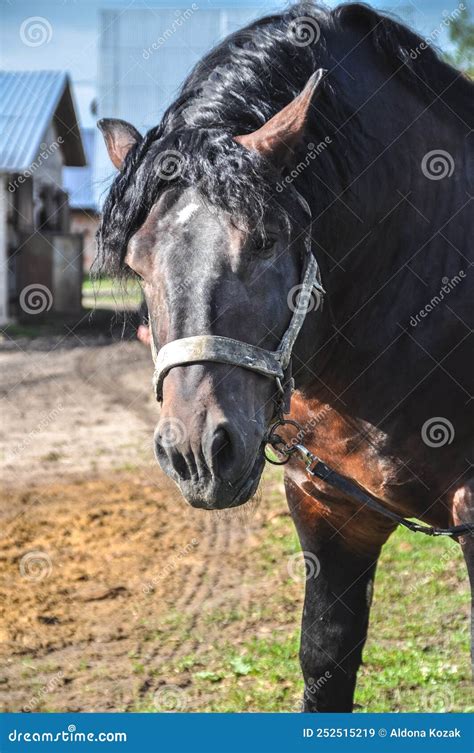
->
[0,0,468,127]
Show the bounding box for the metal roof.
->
[0,70,86,172]
[63,128,98,211]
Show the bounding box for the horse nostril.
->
[206,425,236,479]
[154,426,191,480]
[211,427,230,460]
[155,417,243,484]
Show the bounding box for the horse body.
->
[282,32,473,704]
[97,2,473,710]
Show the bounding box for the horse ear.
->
[234,69,325,168]
[97,118,142,170]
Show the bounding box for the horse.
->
[96,2,473,711]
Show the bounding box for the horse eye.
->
[255,234,277,253]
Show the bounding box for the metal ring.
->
[264,418,305,465]
[267,418,304,442]
[264,444,291,465]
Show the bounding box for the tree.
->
[446,5,474,77]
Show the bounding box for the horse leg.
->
[452,479,474,677]
[285,474,396,711]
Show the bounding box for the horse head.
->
[97,72,325,509]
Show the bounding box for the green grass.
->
[82,273,110,291]
[82,275,142,310]
[129,475,472,713]
[355,531,472,712]
[0,323,46,339]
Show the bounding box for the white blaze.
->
[176,202,200,225]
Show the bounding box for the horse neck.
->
[292,89,471,391]
[305,101,468,332]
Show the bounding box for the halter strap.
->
[153,335,284,402]
[277,253,322,370]
[151,252,321,404]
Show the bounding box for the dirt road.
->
[0,336,294,712]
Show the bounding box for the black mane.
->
[97,1,473,273]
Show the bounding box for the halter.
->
[150,194,324,418]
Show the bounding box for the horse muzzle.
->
[153,408,266,509]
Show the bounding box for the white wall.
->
[34,121,65,190]
[95,6,260,207]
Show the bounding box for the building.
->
[0,70,86,324]
[63,128,100,273]
[94,4,263,207]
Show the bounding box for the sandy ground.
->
[0,338,155,487]
[0,336,292,712]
